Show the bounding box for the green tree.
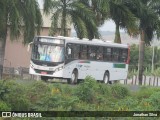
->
[79,0,109,34]
[109,0,138,43]
[0,0,43,79]
[128,0,160,84]
[43,0,100,39]
[129,44,152,72]
[154,47,160,69]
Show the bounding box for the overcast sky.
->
[37,0,124,32]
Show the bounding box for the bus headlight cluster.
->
[30,64,34,69]
[55,66,64,72]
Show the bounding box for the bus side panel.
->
[63,60,79,79]
[86,61,108,81]
[110,64,128,81]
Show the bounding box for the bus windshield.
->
[32,44,64,62]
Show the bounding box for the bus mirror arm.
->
[65,55,68,59]
[27,42,33,52]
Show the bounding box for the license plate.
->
[41,71,47,74]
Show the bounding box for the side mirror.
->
[68,48,71,55]
[27,42,33,52]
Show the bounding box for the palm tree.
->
[43,0,100,40]
[79,0,109,39]
[109,0,138,43]
[0,0,43,79]
[128,0,160,84]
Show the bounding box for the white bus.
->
[29,36,130,84]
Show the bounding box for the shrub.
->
[0,80,11,100]
[113,97,139,111]
[73,76,98,103]
[0,100,11,111]
[134,86,157,100]
[26,81,51,104]
[147,91,160,110]
[111,84,130,99]
[2,80,30,111]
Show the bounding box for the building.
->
[4,10,71,68]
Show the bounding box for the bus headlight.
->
[55,66,63,72]
[30,64,34,69]
[58,67,63,70]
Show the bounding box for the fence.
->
[122,75,160,87]
[1,67,37,80]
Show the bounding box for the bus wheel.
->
[68,70,78,84]
[41,76,48,82]
[103,72,112,84]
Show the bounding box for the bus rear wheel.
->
[67,70,78,84]
[103,72,112,84]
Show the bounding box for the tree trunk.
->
[114,23,121,43]
[0,37,7,79]
[138,30,145,85]
[61,0,68,36]
[0,9,7,79]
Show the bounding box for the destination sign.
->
[36,37,64,44]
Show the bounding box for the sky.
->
[37,0,123,32]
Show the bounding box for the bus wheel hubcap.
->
[105,75,108,83]
[71,73,75,82]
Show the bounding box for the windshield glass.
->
[32,44,64,62]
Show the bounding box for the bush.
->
[0,100,11,111]
[26,81,51,104]
[73,76,98,103]
[2,80,30,111]
[111,84,130,99]
[134,86,157,100]
[113,97,139,111]
[147,91,160,110]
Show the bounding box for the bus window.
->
[120,49,128,62]
[66,44,72,59]
[80,45,87,59]
[96,47,103,60]
[104,47,112,61]
[112,48,119,62]
[73,44,80,59]
[88,46,97,60]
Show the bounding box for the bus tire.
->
[41,76,48,82]
[68,69,78,84]
[103,72,112,84]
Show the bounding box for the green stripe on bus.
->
[78,60,90,63]
[113,64,126,68]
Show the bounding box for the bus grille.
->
[34,69,54,75]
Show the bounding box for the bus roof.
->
[35,36,128,48]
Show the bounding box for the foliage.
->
[129,44,160,76]
[74,76,98,103]
[0,0,42,43]
[43,0,100,39]
[0,100,11,111]
[133,86,160,100]
[0,78,160,119]
[0,0,42,79]
[0,80,11,100]
[113,97,139,111]
[108,0,138,43]
[154,68,160,76]
[128,0,160,84]
[2,80,30,111]
[111,84,130,99]
[147,91,160,110]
